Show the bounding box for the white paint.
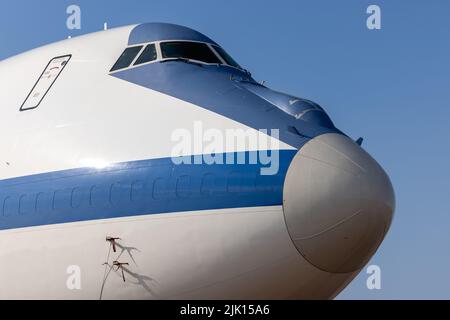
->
[0,206,354,299]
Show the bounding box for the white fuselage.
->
[0,24,393,299]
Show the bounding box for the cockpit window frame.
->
[109,45,144,72]
[159,41,223,65]
[210,45,242,70]
[134,43,158,66]
[109,40,244,73]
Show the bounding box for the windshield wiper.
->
[160,58,203,66]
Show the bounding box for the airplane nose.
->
[283,133,395,274]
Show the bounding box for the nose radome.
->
[283,133,395,274]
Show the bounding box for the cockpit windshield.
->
[110,46,143,72]
[110,41,244,73]
[160,41,221,64]
[212,45,241,69]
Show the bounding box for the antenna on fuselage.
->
[356,137,364,146]
[104,22,108,31]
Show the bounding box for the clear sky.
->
[1,0,448,299]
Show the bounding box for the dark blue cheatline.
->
[112,23,341,150]
[112,61,339,149]
[0,151,296,231]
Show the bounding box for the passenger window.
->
[160,41,221,64]
[134,44,157,66]
[110,46,143,72]
[20,55,71,111]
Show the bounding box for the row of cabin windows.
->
[110,41,240,72]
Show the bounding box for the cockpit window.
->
[134,44,157,66]
[160,41,221,64]
[212,45,241,69]
[110,46,143,72]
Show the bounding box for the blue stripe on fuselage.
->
[0,151,296,231]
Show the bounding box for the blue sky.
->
[1,0,449,299]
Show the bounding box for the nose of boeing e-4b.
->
[283,133,395,274]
